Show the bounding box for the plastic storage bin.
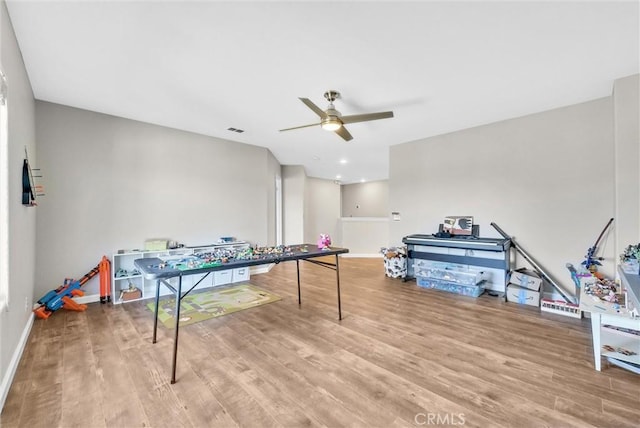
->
[414,259,485,285]
[416,277,485,297]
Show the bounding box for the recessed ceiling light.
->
[339,159,348,164]
[336,175,341,179]
[360,179,366,183]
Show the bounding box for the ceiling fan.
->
[279,90,394,141]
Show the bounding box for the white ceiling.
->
[6,1,639,184]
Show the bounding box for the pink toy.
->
[317,234,331,250]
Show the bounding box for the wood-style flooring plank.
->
[236,302,496,426]
[11,310,66,428]
[554,396,639,428]
[180,323,320,426]
[224,319,397,427]
[59,311,107,428]
[211,323,371,427]
[85,304,151,427]
[2,257,639,428]
[602,398,640,423]
[0,319,40,428]
[120,341,192,428]
[609,376,640,401]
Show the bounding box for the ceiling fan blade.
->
[340,111,394,125]
[335,126,353,141]
[279,122,322,132]
[299,98,327,119]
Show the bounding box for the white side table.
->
[579,271,640,371]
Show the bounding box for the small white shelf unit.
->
[601,324,640,366]
[111,241,251,304]
[579,268,640,372]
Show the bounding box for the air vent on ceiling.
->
[227,127,244,133]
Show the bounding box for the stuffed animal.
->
[317,234,331,249]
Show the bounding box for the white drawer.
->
[192,272,213,290]
[213,269,233,286]
[233,267,250,283]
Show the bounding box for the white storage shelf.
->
[601,325,640,366]
[112,242,250,304]
[581,268,640,372]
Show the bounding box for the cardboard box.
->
[120,288,142,301]
[443,216,473,235]
[145,239,168,251]
[509,268,542,291]
[506,284,541,307]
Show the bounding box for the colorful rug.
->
[146,283,281,328]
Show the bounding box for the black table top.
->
[134,244,349,280]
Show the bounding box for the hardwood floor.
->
[2,258,639,427]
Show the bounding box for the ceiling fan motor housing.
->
[321,114,342,131]
[325,107,341,118]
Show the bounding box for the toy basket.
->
[381,247,407,278]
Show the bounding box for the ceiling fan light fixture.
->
[281,91,394,141]
[321,117,342,131]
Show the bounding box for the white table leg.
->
[590,313,602,371]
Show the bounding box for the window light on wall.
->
[0,67,8,310]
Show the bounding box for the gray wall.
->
[613,74,640,256]
[282,165,306,245]
[304,177,341,244]
[35,101,280,298]
[266,150,281,246]
[282,166,341,246]
[341,180,389,217]
[0,0,36,407]
[390,97,616,297]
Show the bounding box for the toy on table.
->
[620,243,640,274]
[581,218,614,279]
[317,234,331,250]
[583,277,619,304]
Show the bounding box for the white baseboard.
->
[74,293,101,304]
[341,254,383,258]
[0,312,34,412]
